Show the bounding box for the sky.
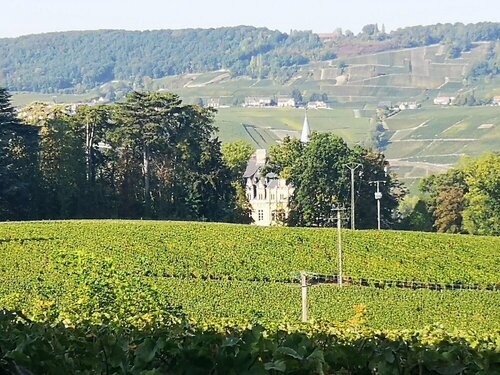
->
[1,0,499,38]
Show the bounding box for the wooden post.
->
[301,272,308,322]
[337,209,343,286]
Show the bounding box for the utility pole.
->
[331,206,346,286]
[344,162,363,229]
[369,180,386,230]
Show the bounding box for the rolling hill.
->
[4,25,500,192]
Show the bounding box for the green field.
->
[215,107,371,147]
[1,221,499,333]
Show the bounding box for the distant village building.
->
[244,113,310,226]
[276,97,296,108]
[434,96,455,105]
[244,97,273,107]
[307,101,328,109]
[398,102,421,110]
[492,96,500,106]
[206,97,220,108]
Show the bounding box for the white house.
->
[243,150,294,226]
[277,97,296,108]
[307,101,328,109]
[434,96,455,105]
[244,97,273,107]
[243,114,310,226]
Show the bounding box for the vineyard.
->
[0,220,499,373]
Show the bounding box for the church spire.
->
[300,110,310,143]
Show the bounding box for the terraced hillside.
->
[384,105,500,191]
[11,43,491,107]
[1,221,499,333]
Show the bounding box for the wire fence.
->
[154,272,500,292]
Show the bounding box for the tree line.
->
[0,88,240,221]
[0,28,325,93]
[263,135,406,229]
[1,86,498,234]
[1,23,499,94]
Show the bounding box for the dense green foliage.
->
[387,22,500,50]
[3,255,498,333]
[1,310,499,375]
[0,88,38,220]
[0,27,324,92]
[1,221,499,286]
[0,221,498,373]
[0,90,237,221]
[420,153,500,235]
[265,134,405,228]
[468,42,500,81]
[0,221,499,373]
[1,23,499,93]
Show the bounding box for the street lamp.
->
[344,162,363,230]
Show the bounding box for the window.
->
[271,194,276,200]
[258,210,264,221]
[258,193,263,200]
[279,194,285,201]
[271,210,277,221]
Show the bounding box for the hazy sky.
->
[1,0,499,38]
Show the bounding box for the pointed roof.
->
[300,112,311,143]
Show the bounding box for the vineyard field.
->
[1,220,499,373]
[156,278,500,332]
[1,220,499,286]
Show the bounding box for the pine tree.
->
[0,88,39,220]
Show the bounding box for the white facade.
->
[244,97,273,107]
[277,97,296,107]
[434,96,455,105]
[307,101,328,109]
[245,174,294,226]
[243,149,294,226]
[243,114,310,226]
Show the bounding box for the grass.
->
[11,92,98,106]
[215,107,371,147]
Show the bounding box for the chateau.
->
[243,114,310,226]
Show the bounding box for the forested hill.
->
[0,22,499,93]
[0,27,326,92]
